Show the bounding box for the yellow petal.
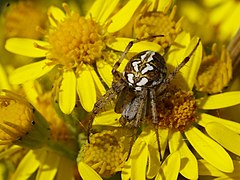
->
[166,32,202,90]
[206,122,240,156]
[89,65,106,96]
[77,65,96,112]
[198,159,240,178]
[108,37,161,53]
[93,110,121,126]
[121,159,132,180]
[78,162,102,180]
[155,151,181,180]
[57,157,75,180]
[59,70,76,114]
[12,149,47,179]
[0,64,11,90]
[107,0,143,33]
[87,0,119,25]
[5,38,48,57]
[0,145,23,158]
[183,36,202,90]
[197,91,240,109]
[48,6,66,27]
[169,131,198,179]
[9,60,55,84]
[198,113,240,134]
[96,60,113,87]
[131,140,148,180]
[166,31,190,67]
[185,127,233,173]
[36,151,60,179]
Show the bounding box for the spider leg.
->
[156,38,200,95]
[87,82,125,139]
[112,35,165,77]
[149,89,163,162]
[125,89,148,160]
[132,89,148,127]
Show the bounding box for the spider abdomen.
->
[123,50,167,91]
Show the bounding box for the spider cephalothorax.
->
[87,36,200,161]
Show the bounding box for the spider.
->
[87,36,200,161]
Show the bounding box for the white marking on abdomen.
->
[127,73,134,84]
[132,61,141,72]
[141,63,154,74]
[136,77,148,86]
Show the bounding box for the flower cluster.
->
[0,0,240,180]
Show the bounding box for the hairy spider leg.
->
[149,89,163,161]
[112,35,164,77]
[157,38,201,95]
[88,36,164,136]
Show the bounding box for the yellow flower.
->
[0,87,95,180]
[0,90,50,148]
[134,0,183,49]
[91,32,240,179]
[5,0,147,114]
[177,0,240,43]
[203,0,240,42]
[78,129,128,178]
[3,0,47,39]
[195,43,232,94]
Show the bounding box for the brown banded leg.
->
[157,38,201,95]
[87,82,125,140]
[150,89,163,161]
[112,35,165,77]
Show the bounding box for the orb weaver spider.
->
[87,35,200,161]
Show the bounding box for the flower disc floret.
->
[48,13,106,69]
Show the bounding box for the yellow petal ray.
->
[86,0,104,20]
[169,131,198,179]
[185,127,233,173]
[206,122,240,156]
[121,159,132,180]
[78,162,102,180]
[131,140,148,180]
[198,113,240,134]
[77,65,96,112]
[107,0,143,33]
[59,70,76,114]
[93,110,121,126]
[9,60,55,84]
[166,32,192,90]
[108,38,161,53]
[87,0,119,25]
[166,31,190,67]
[12,149,47,179]
[89,65,106,96]
[5,38,49,58]
[155,151,181,180]
[22,81,40,105]
[36,151,60,180]
[198,159,240,178]
[57,157,75,180]
[146,128,168,179]
[148,0,172,12]
[0,64,11,90]
[0,145,23,159]
[183,37,202,90]
[96,60,113,87]
[48,6,66,27]
[197,91,240,110]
